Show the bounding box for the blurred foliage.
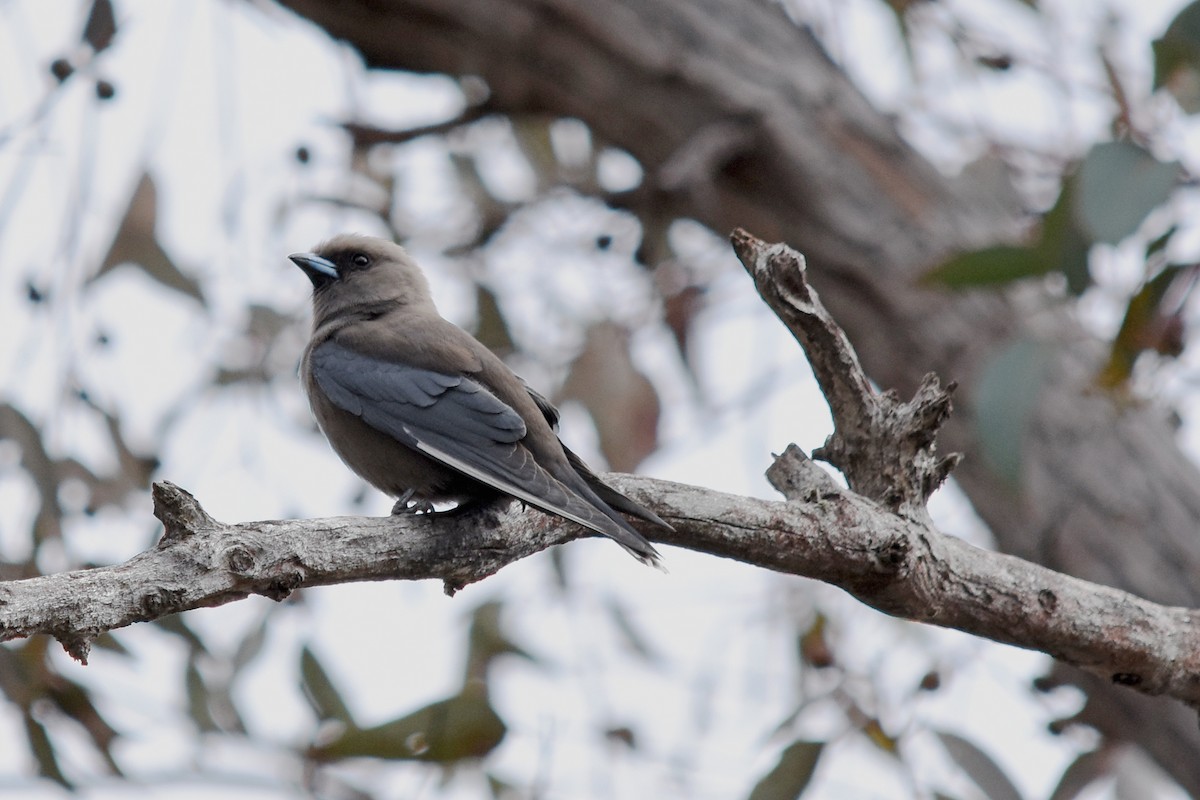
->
[746,740,823,800]
[309,682,507,764]
[972,338,1052,486]
[926,128,1194,478]
[1155,0,1200,112]
[926,141,1181,298]
[936,731,1024,800]
[0,0,1197,797]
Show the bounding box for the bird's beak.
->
[289,252,339,287]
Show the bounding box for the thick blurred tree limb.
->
[270,0,1200,790]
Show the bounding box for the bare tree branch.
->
[731,228,960,518]
[3,233,1200,722]
[3,473,1199,711]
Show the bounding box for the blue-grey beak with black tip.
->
[289,252,339,288]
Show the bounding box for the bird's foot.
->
[391,489,435,516]
[392,498,436,515]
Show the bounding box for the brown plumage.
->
[291,234,669,568]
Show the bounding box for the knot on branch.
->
[766,445,841,502]
[220,540,306,601]
[153,481,220,542]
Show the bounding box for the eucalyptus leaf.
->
[1048,748,1111,800]
[974,338,1051,486]
[747,740,824,800]
[301,646,356,725]
[1036,182,1093,294]
[311,685,506,763]
[1073,142,1180,245]
[937,731,1024,800]
[1153,1,1200,112]
[922,246,1052,288]
[23,712,70,788]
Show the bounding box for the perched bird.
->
[290,234,670,567]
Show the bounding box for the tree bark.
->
[272,0,1200,790]
[7,473,1200,713]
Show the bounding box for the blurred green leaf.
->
[937,731,1024,800]
[232,613,270,674]
[1036,181,1093,294]
[487,772,517,798]
[510,116,559,189]
[1049,747,1112,800]
[1154,1,1200,112]
[878,1,918,69]
[151,614,209,654]
[464,601,534,684]
[862,718,898,753]
[23,712,71,789]
[0,403,64,543]
[301,646,356,725]
[974,338,1051,486]
[185,659,219,733]
[747,739,823,800]
[922,245,1051,288]
[46,678,122,774]
[311,683,506,763]
[1145,225,1177,259]
[89,632,129,656]
[797,613,834,669]
[923,174,1098,293]
[1098,264,1194,388]
[1072,142,1180,245]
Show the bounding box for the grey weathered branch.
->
[731,228,961,519]
[3,474,1200,711]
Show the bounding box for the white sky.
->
[0,1,1195,798]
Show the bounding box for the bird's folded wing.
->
[310,340,581,512]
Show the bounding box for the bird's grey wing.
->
[521,380,671,531]
[310,340,587,521]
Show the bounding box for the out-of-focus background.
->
[2,0,1199,797]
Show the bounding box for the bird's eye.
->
[351,253,370,268]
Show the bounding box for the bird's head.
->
[290,234,435,321]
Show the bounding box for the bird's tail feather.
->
[562,446,674,531]
[555,472,666,571]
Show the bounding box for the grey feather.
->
[310,341,663,565]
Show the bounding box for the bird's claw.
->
[391,490,434,516]
[391,499,435,515]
